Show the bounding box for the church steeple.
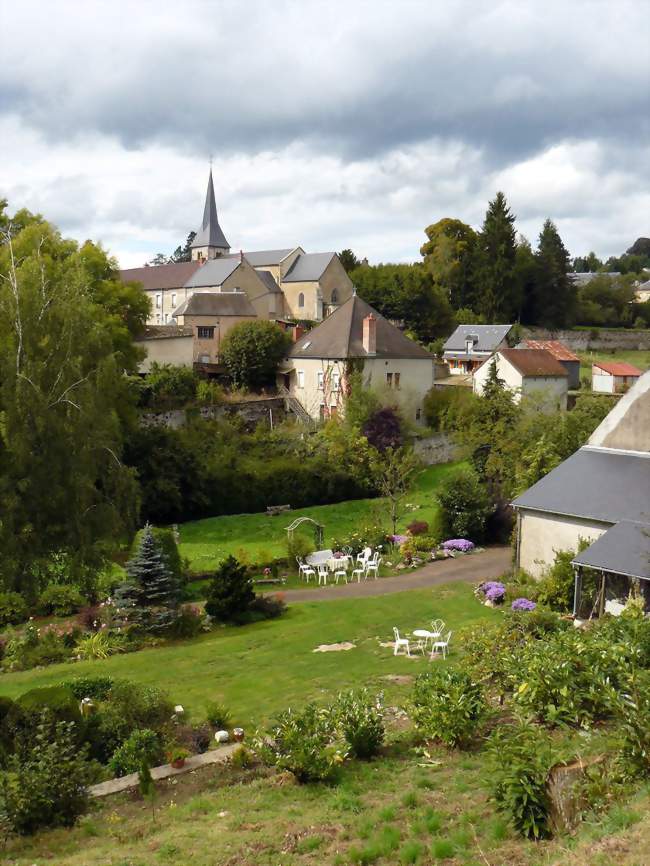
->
[190,168,230,260]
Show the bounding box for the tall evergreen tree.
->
[533,219,576,328]
[474,192,519,322]
[125,524,179,621]
[514,237,538,325]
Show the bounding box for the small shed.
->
[523,340,581,389]
[592,361,642,394]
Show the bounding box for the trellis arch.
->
[286,516,324,549]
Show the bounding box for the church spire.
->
[190,168,230,259]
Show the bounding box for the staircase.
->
[278,385,314,426]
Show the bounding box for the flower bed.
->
[511,597,537,612]
[441,539,475,553]
[475,581,506,606]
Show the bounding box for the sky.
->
[1,0,649,269]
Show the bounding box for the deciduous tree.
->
[220,321,292,390]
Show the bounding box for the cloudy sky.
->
[1,0,649,268]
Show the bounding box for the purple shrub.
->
[441,539,475,553]
[511,597,537,612]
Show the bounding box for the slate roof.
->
[593,360,642,377]
[256,269,282,294]
[283,252,336,282]
[500,348,568,377]
[136,325,194,340]
[289,295,433,360]
[191,170,230,250]
[183,258,241,288]
[443,324,512,353]
[512,447,650,526]
[120,261,200,291]
[523,340,580,362]
[572,521,650,581]
[571,272,621,286]
[173,292,256,318]
[236,248,297,266]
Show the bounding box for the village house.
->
[522,339,581,389]
[279,295,434,423]
[512,371,650,607]
[591,360,642,394]
[472,348,569,409]
[442,324,513,376]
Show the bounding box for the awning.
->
[572,521,650,581]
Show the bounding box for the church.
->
[120,170,354,369]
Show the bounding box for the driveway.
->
[281,546,511,603]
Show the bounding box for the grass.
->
[0,581,496,724]
[178,463,461,572]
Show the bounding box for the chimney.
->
[240,249,244,263]
[362,314,377,355]
[292,324,305,342]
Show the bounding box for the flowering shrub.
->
[475,581,506,605]
[406,520,429,536]
[390,534,408,545]
[511,598,536,612]
[441,539,475,553]
[332,524,388,556]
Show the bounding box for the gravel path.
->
[282,546,511,603]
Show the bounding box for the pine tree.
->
[534,219,576,328]
[474,192,519,322]
[205,555,255,623]
[125,524,179,626]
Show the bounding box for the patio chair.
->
[297,557,315,582]
[352,563,366,582]
[356,546,372,566]
[430,618,445,637]
[365,555,381,580]
[317,564,329,586]
[333,564,348,584]
[431,631,452,660]
[393,627,410,657]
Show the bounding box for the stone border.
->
[90,744,237,798]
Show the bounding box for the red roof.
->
[523,339,579,362]
[500,348,568,377]
[592,361,642,377]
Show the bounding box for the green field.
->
[577,348,650,383]
[179,463,461,572]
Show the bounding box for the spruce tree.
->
[125,524,179,627]
[534,219,576,328]
[474,192,519,322]
[205,555,255,623]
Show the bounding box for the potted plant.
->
[167,746,190,769]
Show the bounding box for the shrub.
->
[231,744,254,769]
[286,533,315,568]
[0,592,29,627]
[59,675,115,701]
[536,546,583,612]
[257,704,344,783]
[362,407,404,452]
[171,604,206,638]
[610,670,650,779]
[106,680,175,733]
[410,670,486,749]
[436,467,492,542]
[2,714,92,835]
[489,719,554,839]
[144,362,197,409]
[108,729,163,777]
[335,689,385,759]
[17,686,82,734]
[175,723,211,755]
[37,584,85,617]
[406,520,429,536]
[511,598,536,612]
[220,320,292,390]
[422,386,474,432]
[248,593,287,620]
[206,701,232,729]
[205,556,255,623]
[75,630,126,660]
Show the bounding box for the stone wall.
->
[141,397,288,431]
[412,433,460,465]
[524,327,650,351]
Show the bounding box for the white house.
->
[442,324,512,375]
[592,360,642,394]
[472,348,569,409]
[280,295,434,422]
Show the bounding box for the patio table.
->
[307,549,334,566]
[326,555,351,571]
[412,629,441,652]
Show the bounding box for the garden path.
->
[280,546,511,603]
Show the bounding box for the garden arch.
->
[286,516,325,550]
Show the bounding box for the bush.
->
[410,670,486,749]
[257,704,344,783]
[143,362,198,409]
[206,701,232,729]
[335,689,385,760]
[205,556,255,624]
[422,386,474,432]
[489,719,553,839]
[231,744,255,769]
[286,533,315,569]
[0,592,29,627]
[171,604,206,638]
[37,584,85,617]
[17,686,82,735]
[406,520,429,536]
[220,320,292,390]
[2,714,92,835]
[248,593,287,620]
[436,467,492,543]
[609,670,650,779]
[536,545,587,613]
[175,723,212,755]
[59,675,115,701]
[106,680,175,734]
[108,728,163,777]
[75,630,126,660]
[362,407,404,452]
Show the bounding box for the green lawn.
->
[179,463,462,572]
[0,581,494,725]
[577,348,650,383]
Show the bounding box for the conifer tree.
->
[474,192,519,322]
[205,555,255,623]
[533,219,576,328]
[124,524,179,626]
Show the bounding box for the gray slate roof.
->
[236,248,297,266]
[183,258,241,288]
[173,292,256,318]
[256,269,282,294]
[283,252,336,282]
[443,324,513,353]
[191,170,230,251]
[571,272,621,286]
[120,261,200,291]
[136,324,194,340]
[289,295,433,361]
[572,521,650,580]
[512,447,650,526]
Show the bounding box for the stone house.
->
[279,295,434,422]
[472,348,569,409]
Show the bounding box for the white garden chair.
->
[297,557,315,582]
[352,562,366,582]
[356,546,372,566]
[393,627,410,657]
[317,564,329,586]
[431,631,452,660]
[333,561,348,584]
[365,555,381,580]
[430,618,445,638]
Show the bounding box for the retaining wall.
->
[141,397,288,430]
[524,327,650,351]
[412,433,460,465]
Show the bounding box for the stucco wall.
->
[179,313,257,363]
[589,370,650,451]
[147,286,192,325]
[518,509,609,578]
[473,353,567,409]
[135,336,194,372]
[281,257,354,320]
[592,371,614,394]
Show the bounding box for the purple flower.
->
[441,539,475,552]
[511,597,536,612]
[481,581,506,603]
[391,534,408,544]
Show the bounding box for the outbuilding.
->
[472,348,568,409]
[592,360,642,394]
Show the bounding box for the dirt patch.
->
[381,674,414,685]
[282,823,343,853]
[313,641,356,652]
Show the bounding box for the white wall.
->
[592,372,614,394]
[518,509,609,578]
[135,336,194,373]
[473,352,567,409]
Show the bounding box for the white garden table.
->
[307,549,334,566]
[412,629,440,653]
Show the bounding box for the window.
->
[155,293,162,309]
[297,370,305,388]
[298,292,305,308]
[332,371,340,391]
[197,326,215,339]
[319,404,326,421]
[164,313,169,324]
[331,288,339,304]
[171,293,177,307]
[329,404,338,418]
[156,314,161,324]
[394,372,401,390]
[386,372,393,387]
[317,371,324,390]
[199,354,210,363]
